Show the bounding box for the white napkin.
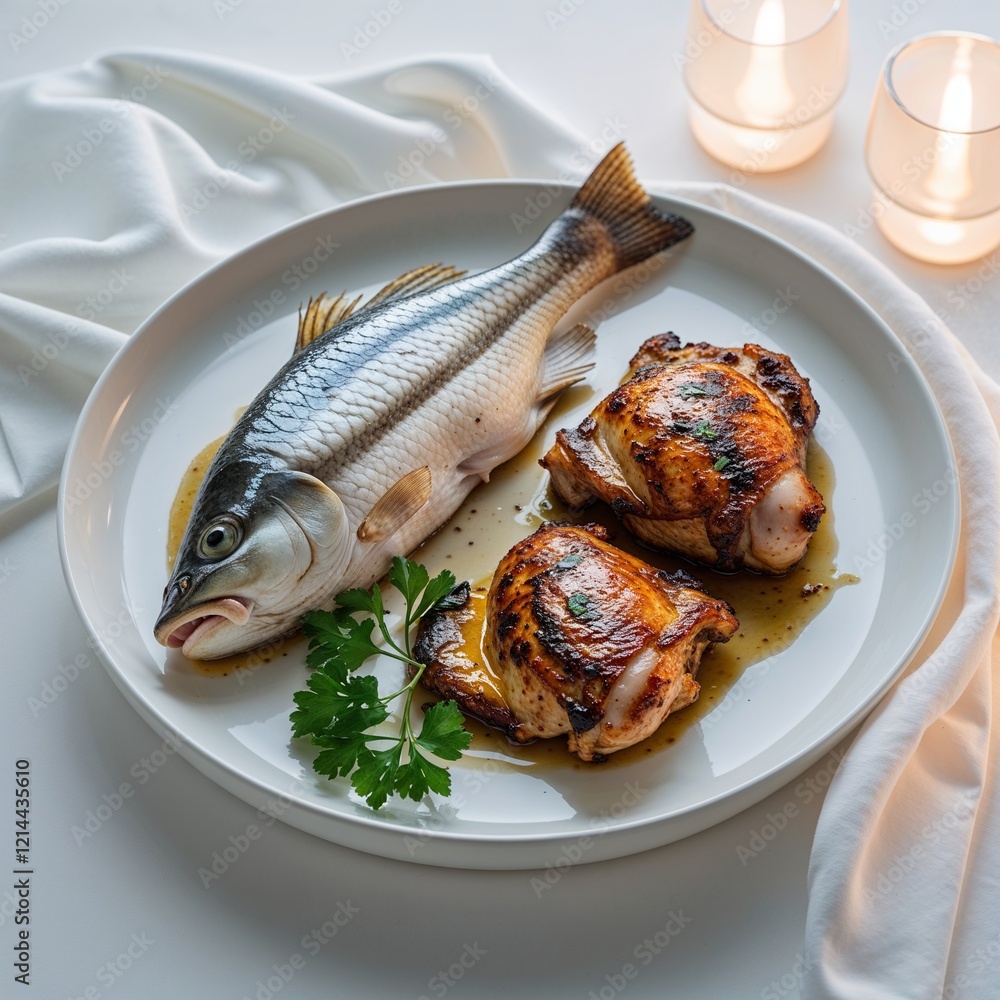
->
[2,49,997,1000]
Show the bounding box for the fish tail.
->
[571,143,693,270]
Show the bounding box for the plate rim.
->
[57,177,961,866]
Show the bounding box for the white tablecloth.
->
[3,3,1000,998]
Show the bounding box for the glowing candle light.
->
[925,39,974,208]
[734,0,795,127]
[866,32,1000,265]
[683,0,848,173]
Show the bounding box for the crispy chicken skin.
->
[541,334,825,574]
[414,523,738,761]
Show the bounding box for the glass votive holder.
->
[865,32,1000,265]
[682,0,849,173]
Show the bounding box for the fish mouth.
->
[155,597,253,656]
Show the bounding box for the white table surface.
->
[3,2,998,997]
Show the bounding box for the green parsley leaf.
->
[335,587,377,614]
[413,568,459,621]
[714,455,731,472]
[291,671,384,739]
[395,746,452,801]
[415,700,473,761]
[388,556,429,607]
[334,618,382,672]
[678,383,708,399]
[290,558,471,810]
[302,608,354,672]
[291,672,347,737]
[555,553,583,569]
[351,745,403,811]
[290,673,346,738]
[693,420,717,440]
[312,737,374,781]
[567,591,596,620]
[324,695,390,741]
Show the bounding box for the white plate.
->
[59,180,958,870]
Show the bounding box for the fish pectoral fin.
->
[362,263,467,310]
[294,292,364,353]
[272,472,351,551]
[538,322,597,402]
[357,466,433,543]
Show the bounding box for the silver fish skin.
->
[154,143,693,659]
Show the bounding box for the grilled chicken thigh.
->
[414,523,738,761]
[542,334,825,574]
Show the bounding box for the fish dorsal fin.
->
[357,466,433,543]
[293,264,466,355]
[364,263,466,309]
[295,292,363,353]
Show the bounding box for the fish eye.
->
[198,517,242,560]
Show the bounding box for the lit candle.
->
[924,40,974,207]
[683,0,848,174]
[866,32,1000,265]
[734,0,795,126]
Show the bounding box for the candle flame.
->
[917,218,966,247]
[734,0,795,127]
[926,38,974,207]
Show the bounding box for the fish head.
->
[154,465,354,659]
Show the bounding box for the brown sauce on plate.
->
[434,441,857,771]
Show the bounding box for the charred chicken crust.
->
[414,523,738,760]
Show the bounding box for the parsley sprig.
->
[290,558,472,810]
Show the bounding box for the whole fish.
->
[154,143,693,659]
